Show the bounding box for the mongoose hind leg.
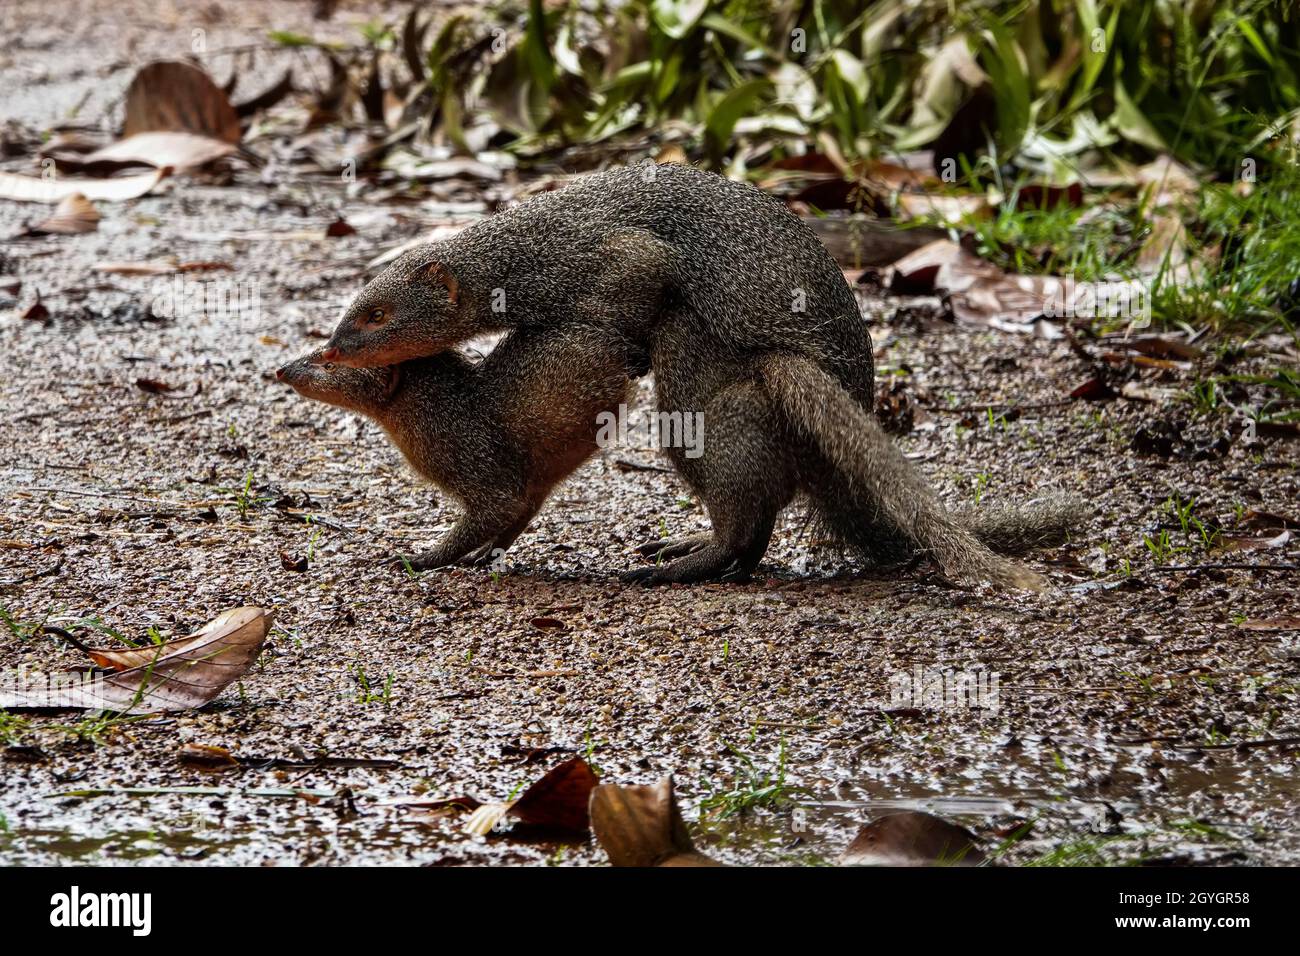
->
[624,377,795,585]
[622,508,778,584]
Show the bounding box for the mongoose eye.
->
[322,362,335,372]
[366,308,387,326]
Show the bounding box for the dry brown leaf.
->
[135,377,178,394]
[840,810,985,866]
[21,298,50,321]
[179,743,239,768]
[1124,335,1205,361]
[590,775,722,867]
[84,131,235,172]
[324,217,357,238]
[1242,510,1299,531]
[91,607,271,713]
[464,756,599,836]
[1137,212,1189,275]
[889,239,1002,295]
[1215,529,1291,553]
[1014,182,1084,211]
[123,60,242,144]
[25,193,100,235]
[895,191,990,226]
[0,168,168,204]
[888,239,1148,327]
[1135,155,1199,201]
[3,607,271,713]
[82,607,268,674]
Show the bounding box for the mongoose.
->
[314,163,1082,587]
[277,327,633,569]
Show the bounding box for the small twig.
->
[928,400,1072,414]
[0,556,65,589]
[34,623,95,655]
[612,458,672,474]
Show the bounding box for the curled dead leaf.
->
[464,756,599,837]
[179,743,239,768]
[1215,529,1291,553]
[590,775,722,867]
[280,551,309,572]
[25,193,100,236]
[0,168,168,204]
[1,607,273,714]
[84,131,235,172]
[21,298,50,321]
[135,377,178,394]
[324,217,357,238]
[840,810,985,867]
[123,60,242,144]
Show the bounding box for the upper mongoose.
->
[277,327,633,569]
[314,163,1081,588]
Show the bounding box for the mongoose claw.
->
[635,539,672,559]
[634,534,711,561]
[717,562,752,584]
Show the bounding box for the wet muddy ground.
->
[1,0,1298,866]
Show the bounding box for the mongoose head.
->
[316,244,467,368]
[276,352,403,416]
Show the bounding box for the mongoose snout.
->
[276,354,401,412]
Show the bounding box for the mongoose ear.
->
[381,365,403,400]
[419,260,459,306]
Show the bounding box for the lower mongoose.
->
[312,163,1083,588]
[277,327,633,569]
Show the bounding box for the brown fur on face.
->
[318,245,476,368]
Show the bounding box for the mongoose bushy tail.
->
[957,498,1091,554]
[760,354,1049,590]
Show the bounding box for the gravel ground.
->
[1,0,1297,867]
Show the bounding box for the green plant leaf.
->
[652,0,710,41]
[1114,75,1168,152]
[523,0,556,94]
[700,12,772,56]
[705,77,770,157]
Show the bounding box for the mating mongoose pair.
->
[283,164,1083,586]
